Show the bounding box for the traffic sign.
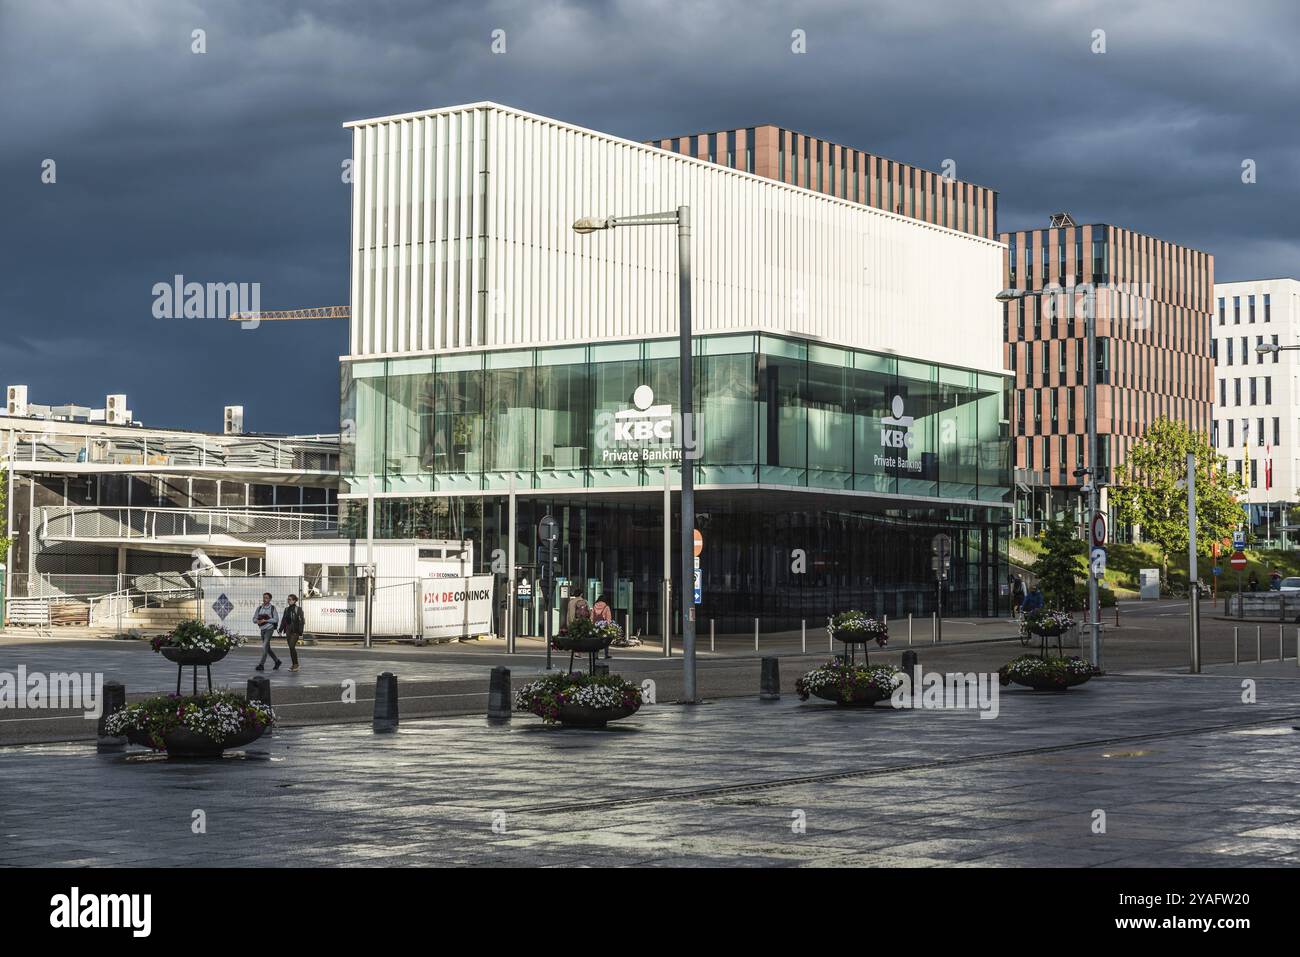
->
[1232,531,1246,550]
[1090,547,1106,577]
[693,566,702,605]
[693,528,703,557]
[1230,551,1248,571]
[1212,565,1222,576]
[1090,512,1107,548]
[538,515,559,544]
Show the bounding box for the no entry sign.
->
[1229,551,1248,572]
[1090,512,1107,548]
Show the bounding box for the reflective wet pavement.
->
[3,674,1299,866]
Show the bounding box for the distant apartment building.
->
[1212,278,1300,546]
[1000,215,1215,536]
[645,125,997,239]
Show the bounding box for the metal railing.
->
[1,427,339,472]
[38,505,337,544]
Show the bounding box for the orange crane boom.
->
[227,305,349,322]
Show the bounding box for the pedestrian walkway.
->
[2,674,1298,866]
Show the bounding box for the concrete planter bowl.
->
[1010,672,1094,693]
[159,647,229,667]
[999,655,1098,693]
[552,633,613,654]
[126,725,266,757]
[554,702,639,728]
[809,684,888,707]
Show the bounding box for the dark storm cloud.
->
[1,0,1296,432]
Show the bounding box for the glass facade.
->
[342,333,1012,503]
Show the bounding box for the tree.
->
[0,472,9,558]
[1035,519,1083,610]
[1110,417,1245,583]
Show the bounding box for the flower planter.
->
[127,725,266,756]
[159,647,229,667]
[552,633,612,654]
[810,684,887,707]
[554,702,639,727]
[1010,672,1094,693]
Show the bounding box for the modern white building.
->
[1212,277,1300,545]
[339,102,1014,629]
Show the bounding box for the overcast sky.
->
[2,0,1296,434]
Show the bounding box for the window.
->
[1235,379,1241,405]
[1266,377,1273,404]
[1265,293,1272,322]
[1219,379,1226,407]
[1228,419,1235,447]
[1272,334,1279,362]
[803,137,810,188]
[1249,295,1256,323]
[1274,417,1281,446]
[1250,377,1257,405]
[745,128,755,172]
[777,129,785,179]
[303,563,359,599]
[1258,418,1265,446]
[1234,297,1241,323]
[1218,297,1225,325]
[1256,335,1264,364]
[1227,338,1233,365]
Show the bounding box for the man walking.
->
[254,592,282,671]
[279,593,305,672]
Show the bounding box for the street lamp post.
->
[573,208,698,703]
[998,284,1102,667]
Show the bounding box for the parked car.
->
[1279,577,1300,594]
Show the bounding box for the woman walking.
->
[254,592,282,671]
[279,593,305,672]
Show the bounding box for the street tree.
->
[1035,519,1083,610]
[1111,417,1245,584]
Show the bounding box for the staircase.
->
[109,600,201,633]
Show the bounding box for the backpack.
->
[573,597,591,620]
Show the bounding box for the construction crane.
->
[227,305,349,322]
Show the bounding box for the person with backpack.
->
[1021,585,1045,616]
[592,594,613,624]
[279,593,305,672]
[1011,576,1026,617]
[253,593,282,671]
[566,589,591,624]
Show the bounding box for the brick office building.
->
[1000,214,1214,537]
[646,126,997,240]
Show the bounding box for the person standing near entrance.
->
[592,594,613,624]
[254,593,282,671]
[1011,576,1025,617]
[279,593,305,672]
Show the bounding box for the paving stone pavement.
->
[2,674,1299,867]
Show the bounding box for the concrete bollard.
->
[97,681,127,753]
[247,675,272,737]
[1233,627,1239,665]
[760,657,780,701]
[593,662,610,677]
[373,672,399,733]
[487,666,511,724]
[754,618,759,652]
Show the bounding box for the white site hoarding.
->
[202,539,491,639]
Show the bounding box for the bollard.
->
[1256,626,1262,664]
[1281,625,1286,664]
[373,672,399,733]
[593,662,610,677]
[801,619,806,654]
[754,618,759,652]
[1115,604,1120,628]
[1234,627,1239,665]
[828,617,833,652]
[932,612,937,645]
[901,650,918,676]
[487,666,511,724]
[710,618,715,653]
[760,657,780,701]
[908,613,913,646]
[247,675,272,737]
[97,681,127,753]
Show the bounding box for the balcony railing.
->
[38,505,338,545]
[2,427,339,472]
